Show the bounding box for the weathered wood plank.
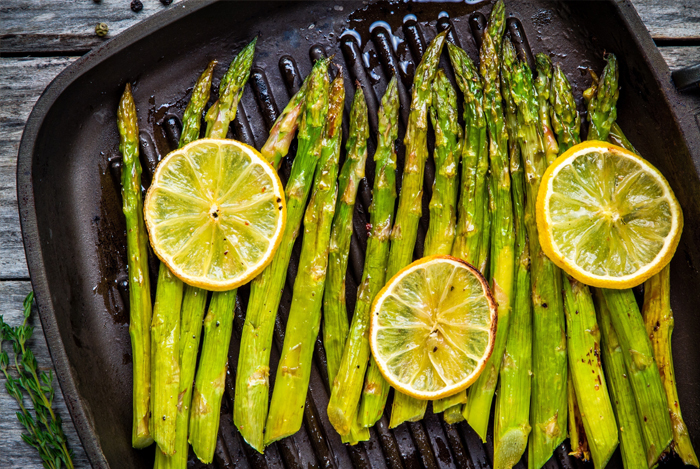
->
[0,56,77,280]
[0,280,90,468]
[633,0,700,41]
[1,0,180,54]
[0,0,698,55]
[659,45,700,71]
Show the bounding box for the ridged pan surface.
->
[16,1,700,468]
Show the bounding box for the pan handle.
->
[672,63,700,92]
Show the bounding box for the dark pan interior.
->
[17,1,700,468]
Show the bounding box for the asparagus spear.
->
[492,37,531,469]
[594,291,647,469]
[428,68,467,420]
[264,75,345,445]
[610,120,698,467]
[448,43,488,271]
[534,54,559,165]
[506,39,567,469]
[463,4,515,442]
[154,61,215,469]
[563,278,619,468]
[260,80,308,170]
[600,289,673,466]
[323,85,369,390]
[550,61,619,468]
[643,266,699,467]
[586,53,672,466]
[117,84,154,449]
[188,41,256,463]
[234,58,330,453]
[360,30,447,428]
[326,77,399,436]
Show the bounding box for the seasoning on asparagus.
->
[264,74,345,445]
[326,77,399,437]
[492,37,531,469]
[154,60,215,469]
[463,3,515,443]
[427,66,468,421]
[594,291,647,469]
[188,40,256,463]
[234,58,330,453]
[507,36,567,469]
[643,266,699,467]
[549,60,619,469]
[359,30,448,428]
[323,84,369,391]
[118,83,154,449]
[260,79,309,170]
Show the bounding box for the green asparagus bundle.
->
[263,74,345,445]
[492,37,531,469]
[594,292,647,469]
[188,40,256,463]
[118,84,154,449]
[261,80,309,170]
[428,68,467,422]
[506,38,567,469]
[154,60,215,469]
[463,2,515,443]
[361,30,447,428]
[323,85,369,390]
[549,60,619,469]
[643,266,699,467]
[326,77,399,436]
[234,58,330,453]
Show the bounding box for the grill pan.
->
[16,1,700,468]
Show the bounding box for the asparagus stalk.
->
[643,266,699,467]
[260,79,308,170]
[150,266,183,456]
[118,84,154,449]
[550,61,619,468]
[448,43,488,271]
[492,37,531,469]
[360,30,447,428]
[358,31,447,428]
[234,58,330,453]
[534,54,559,166]
[188,41,256,463]
[610,121,697,467]
[404,69,467,420]
[506,39,568,469]
[443,44,491,422]
[463,4,515,442]
[586,55,619,142]
[154,61,215,469]
[600,289,673,466]
[326,77,399,436]
[562,278,619,468]
[594,291,647,469]
[323,85,369,390]
[264,75,345,445]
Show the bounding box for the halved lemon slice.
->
[144,138,286,291]
[369,256,497,400]
[537,141,683,289]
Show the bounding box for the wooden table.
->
[1,0,698,467]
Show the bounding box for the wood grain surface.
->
[0,0,698,467]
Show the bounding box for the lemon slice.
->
[144,138,286,291]
[537,141,683,289]
[369,255,497,400]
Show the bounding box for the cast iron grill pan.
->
[16,1,700,468]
